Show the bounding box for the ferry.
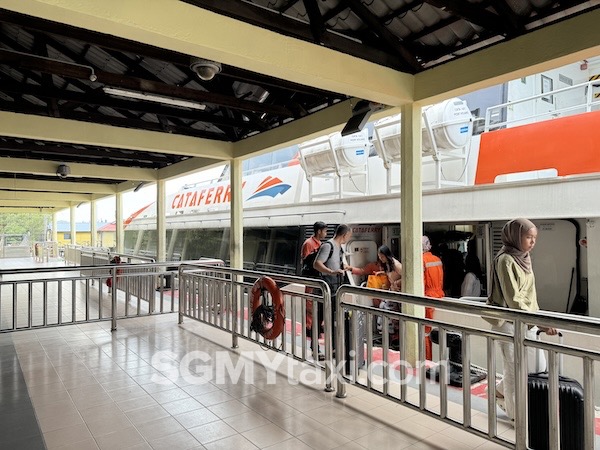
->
[124,56,600,320]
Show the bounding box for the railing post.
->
[514,320,527,449]
[178,266,184,324]
[323,284,333,392]
[335,289,346,398]
[231,273,239,349]
[111,267,117,331]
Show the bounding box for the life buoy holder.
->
[250,276,285,340]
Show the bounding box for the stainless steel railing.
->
[0,262,190,332]
[178,263,335,391]
[335,285,600,450]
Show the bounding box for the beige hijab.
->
[496,218,536,273]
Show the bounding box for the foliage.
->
[0,213,51,241]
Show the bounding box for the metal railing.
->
[0,262,191,332]
[485,79,600,132]
[335,285,600,450]
[178,263,335,390]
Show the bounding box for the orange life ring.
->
[251,276,285,340]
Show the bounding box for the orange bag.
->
[367,274,389,290]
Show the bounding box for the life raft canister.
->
[250,276,285,340]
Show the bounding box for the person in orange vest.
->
[422,235,444,360]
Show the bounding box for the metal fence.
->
[177,263,335,390]
[334,285,600,450]
[0,262,198,333]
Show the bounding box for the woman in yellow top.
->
[487,218,557,421]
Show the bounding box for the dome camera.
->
[56,164,71,179]
[190,57,222,81]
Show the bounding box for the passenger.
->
[376,244,403,291]
[486,218,558,421]
[300,221,328,361]
[422,235,444,360]
[461,253,483,297]
[313,224,353,338]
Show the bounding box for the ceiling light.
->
[190,57,222,81]
[103,87,206,110]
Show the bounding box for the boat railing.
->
[335,285,600,450]
[485,79,600,132]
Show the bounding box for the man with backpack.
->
[300,221,328,360]
[313,224,354,328]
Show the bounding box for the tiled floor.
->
[4,313,509,450]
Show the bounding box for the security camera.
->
[56,164,71,179]
[190,57,222,81]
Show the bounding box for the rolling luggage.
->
[527,332,584,450]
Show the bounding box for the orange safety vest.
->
[423,252,444,298]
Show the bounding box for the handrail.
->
[484,79,600,132]
[0,261,198,333]
[177,262,335,391]
[335,285,600,449]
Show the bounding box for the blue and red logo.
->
[247,176,291,201]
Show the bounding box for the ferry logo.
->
[247,176,291,201]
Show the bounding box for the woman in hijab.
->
[487,218,557,421]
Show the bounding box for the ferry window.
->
[541,75,553,103]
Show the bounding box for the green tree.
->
[0,213,51,241]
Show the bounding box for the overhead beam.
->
[0,110,234,160]
[233,98,364,159]
[0,178,116,194]
[0,206,61,213]
[1,0,414,106]
[0,157,156,182]
[0,199,71,208]
[157,157,227,181]
[414,7,600,103]
[0,191,92,202]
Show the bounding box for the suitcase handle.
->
[535,329,563,373]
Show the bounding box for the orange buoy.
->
[250,276,285,340]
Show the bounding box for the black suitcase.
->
[527,337,585,450]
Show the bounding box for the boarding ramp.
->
[335,285,600,450]
[178,263,336,391]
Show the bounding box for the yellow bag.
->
[367,274,389,290]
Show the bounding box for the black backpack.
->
[301,242,334,278]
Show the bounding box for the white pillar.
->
[115,193,124,254]
[69,205,77,245]
[230,159,243,269]
[586,218,600,318]
[90,200,97,247]
[52,213,58,243]
[400,102,425,366]
[156,180,166,262]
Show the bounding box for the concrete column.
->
[230,159,243,269]
[156,180,166,262]
[115,193,123,254]
[586,218,600,318]
[69,205,77,245]
[400,102,425,366]
[90,200,97,247]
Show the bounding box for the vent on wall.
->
[559,74,573,86]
